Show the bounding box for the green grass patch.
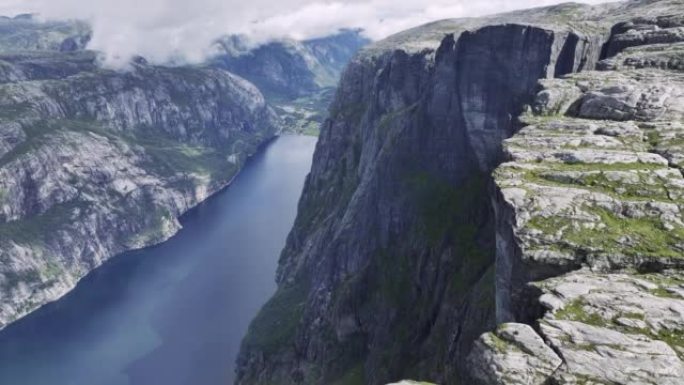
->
[1,269,41,291]
[489,333,511,354]
[330,364,365,385]
[40,261,63,282]
[0,119,56,167]
[554,297,608,327]
[0,199,90,245]
[649,286,682,299]
[242,278,310,354]
[406,171,494,290]
[329,102,366,126]
[538,161,666,172]
[620,311,645,320]
[656,328,684,357]
[376,251,412,306]
[123,128,238,187]
[518,167,674,202]
[528,206,684,259]
[377,103,418,134]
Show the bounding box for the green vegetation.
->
[330,101,367,126]
[40,261,63,282]
[517,167,674,202]
[271,88,335,136]
[330,364,365,385]
[1,269,41,291]
[123,128,238,187]
[638,273,684,287]
[125,205,174,245]
[646,130,662,148]
[0,119,56,167]
[0,199,89,245]
[377,103,419,134]
[406,171,494,294]
[489,333,511,354]
[0,100,31,120]
[528,206,684,258]
[532,161,665,172]
[554,297,608,327]
[614,315,684,359]
[376,251,412,306]
[0,100,239,188]
[655,328,684,358]
[649,286,682,299]
[620,311,645,320]
[301,124,321,137]
[407,172,488,244]
[242,278,310,354]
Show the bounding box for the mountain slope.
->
[213,30,369,98]
[213,30,370,135]
[0,14,90,52]
[0,19,279,329]
[235,1,684,384]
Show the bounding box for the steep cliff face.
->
[236,1,684,384]
[0,19,279,328]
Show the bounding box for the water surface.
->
[0,135,317,385]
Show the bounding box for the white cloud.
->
[0,0,608,68]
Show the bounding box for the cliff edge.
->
[236,1,684,384]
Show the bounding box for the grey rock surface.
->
[236,1,684,384]
[477,4,684,384]
[537,271,684,384]
[468,323,562,385]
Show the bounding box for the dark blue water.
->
[0,135,317,385]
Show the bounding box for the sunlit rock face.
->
[235,1,684,384]
[0,17,279,329]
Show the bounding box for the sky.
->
[0,0,607,67]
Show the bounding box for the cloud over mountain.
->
[0,0,607,67]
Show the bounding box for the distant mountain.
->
[212,30,370,99]
[0,14,90,52]
[212,30,370,135]
[0,15,367,327]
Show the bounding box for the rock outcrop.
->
[236,1,684,384]
[472,10,684,384]
[0,18,279,328]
